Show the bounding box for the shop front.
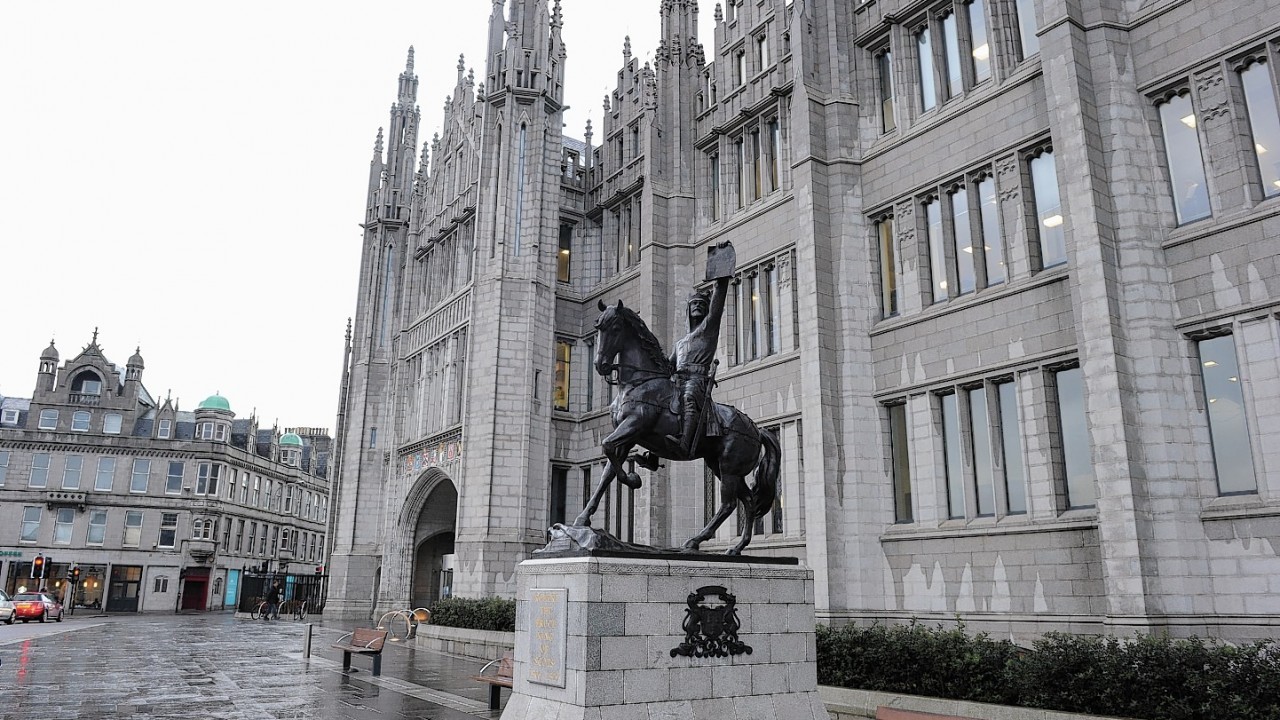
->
[106,565,142,612]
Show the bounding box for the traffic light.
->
[71,566,81,583]
[30,555,45,579]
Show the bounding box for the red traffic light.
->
[31,555,45,579]
[71,566,82,582]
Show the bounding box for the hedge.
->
[816,621,1280,720]
[427,596,516,633]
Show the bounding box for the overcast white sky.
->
[0,1,715,430]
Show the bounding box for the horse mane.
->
[616,305,674,375]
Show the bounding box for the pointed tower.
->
[37,339,58,393]
[455,0,568,596]
[327,50,422,618]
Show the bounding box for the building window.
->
[756,33,769,70]
[61,455,83,490]
[1054,366,1095,508]
[197,463,221,495]
[38,409,58,430]
[0,450,8,486]
[976,175,1004,285]
[53,508,75,544]
[159,513,178,548]
[735,137,747,208]
[967,0,991,82]
[1029,149,1066,268]
[554,341,572,411]
[71,411,91,432]
[1015,0,1039,58]
[103,413,122,434]
[940,10,962,99]
[950,187,976,295]
[766,118,781,191]
[710,152,722,220]
[889,403,912,523]
[235,519,245,552]
[222,519,231,550]
[918,26,937,111]
[154,577,169,593]
[877,216,899,317]
[1,408,19,425]
[925,197,947,302]
[997,381,1027,513]
[87,510,107,545]
[284,486,293,514]
[227,469,238,503]
[940,392,965,518]
[750,129,763,201]
[1197,334,1256,494]
[967,386,995,516]
[251,476,260,506]
[157,418,172,439]
[166,461,184,494]
[30,453,50,488]
[557,224,572,283]
[215,424,228,442]
[877,50,896,132]
[263,479,272,509]
[123,510,143,547]
[1239,59,1280,197]
[95,457,115,491]
[260,524,269,555]
[550,466,569,527]
[21,506,41,543]
[130,458,151,493]
[736,48,747,86]
[1156,92,1211,224]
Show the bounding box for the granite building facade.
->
[0,335,330,613]
[328,0,1280,641]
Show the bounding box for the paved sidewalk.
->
[0,612,504,719]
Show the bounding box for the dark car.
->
[12,593,63,623]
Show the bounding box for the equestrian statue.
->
[569,241,781,555]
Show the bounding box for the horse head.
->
[594,299,626,377]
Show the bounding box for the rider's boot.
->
[665,402,699,457]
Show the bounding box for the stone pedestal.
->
[499,555,829,720]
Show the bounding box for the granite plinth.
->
[499,555,829,720]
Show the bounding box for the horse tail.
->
[749,427,781,519]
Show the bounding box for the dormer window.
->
[2,409,20,425]
[281,449,300,468]
[215,424,227,442]
[157,418,172,439]
[70,370,103,406]
[199,422,215,440]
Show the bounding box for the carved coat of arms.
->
[670,585,753,658]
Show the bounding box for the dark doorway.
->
[181,568,209,611]
[107,565,142,612]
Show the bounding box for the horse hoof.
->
[725,548,742,556]
[682,540,701,551]
[620,472,642,490]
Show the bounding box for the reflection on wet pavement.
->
[0,613,501,719]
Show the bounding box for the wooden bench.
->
[332,628,389,676]
[470,651,514,710]
[876,708,977,720]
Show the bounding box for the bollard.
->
[303,622,313,658]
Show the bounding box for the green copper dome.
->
[197,394,232,412]
[279,432,303,447]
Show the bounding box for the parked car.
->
[12,593,63,623]
[0,590,14,624]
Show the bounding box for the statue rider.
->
[665,242,736,456]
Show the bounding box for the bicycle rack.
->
[375,607,433,642]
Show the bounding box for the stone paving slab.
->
[0,613,504,720]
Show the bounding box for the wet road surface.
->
[0,612,503,719]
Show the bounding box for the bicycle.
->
[250,597,270,621]
[281,599,307,621]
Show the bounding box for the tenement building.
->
[328,0,1280,641]
[0,334,331,613]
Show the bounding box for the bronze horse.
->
[571,299,780,554]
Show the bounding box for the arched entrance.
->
[403,470,457,608]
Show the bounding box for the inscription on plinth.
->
[527,587,567,688]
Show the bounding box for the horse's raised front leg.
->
[572,416,644,527]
